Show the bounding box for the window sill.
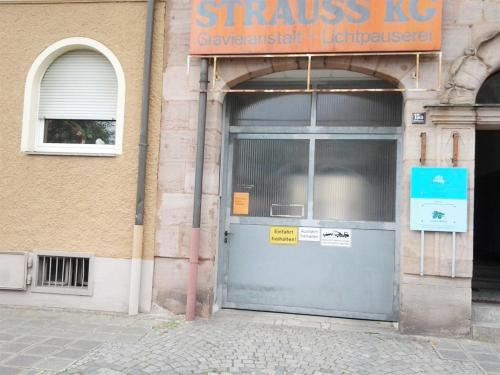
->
[24,150,120,157]
[23,145,121,157]
[31,286,93,296]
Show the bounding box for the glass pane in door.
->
[317,92,402,127]
[314,140,397,222]
[232,139,309,218]
[229,94,312,127]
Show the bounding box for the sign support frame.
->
[187,51,443,94]
[452,231,456,278]
[420,230,425,276]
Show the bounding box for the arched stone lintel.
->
[214,55,415,94]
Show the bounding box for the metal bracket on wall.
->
[187,51,443,93]
[452,132,460,167]
[420,132,427,166]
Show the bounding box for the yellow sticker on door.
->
[269,227,298,245]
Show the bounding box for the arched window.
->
[21,38,125,155]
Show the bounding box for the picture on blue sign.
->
[410,167,468,233]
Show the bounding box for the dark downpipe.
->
[186,58,209,321]
[135,0,155,226]
[128,0,155,315]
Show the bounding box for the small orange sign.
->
[190,0,442,55]
[233,192,250,215]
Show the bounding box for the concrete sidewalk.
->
[0,306,168,375]
[0,307,497,374]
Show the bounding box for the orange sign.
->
[190,0,442,55]
[233,192,250,215]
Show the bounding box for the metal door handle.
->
[224,230,232,243]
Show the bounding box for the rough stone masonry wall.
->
[400,0,500,336]
[153,0,223,316]
[155,0,500,334]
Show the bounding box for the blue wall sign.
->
[410,167,468,233]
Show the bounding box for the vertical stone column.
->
[400,106,476,336]
[153,0,224,316]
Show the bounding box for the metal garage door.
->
[219,84,402,321]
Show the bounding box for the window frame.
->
[31,251,95,296]
[21,37,126,156]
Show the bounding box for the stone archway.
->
[155,53,421,318]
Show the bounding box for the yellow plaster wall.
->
[0,0,165,260]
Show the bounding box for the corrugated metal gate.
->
[218,75,402,321]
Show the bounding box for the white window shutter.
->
[39,50,118,120]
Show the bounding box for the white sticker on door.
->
[299,227,321,242]
[320,229,352,247]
